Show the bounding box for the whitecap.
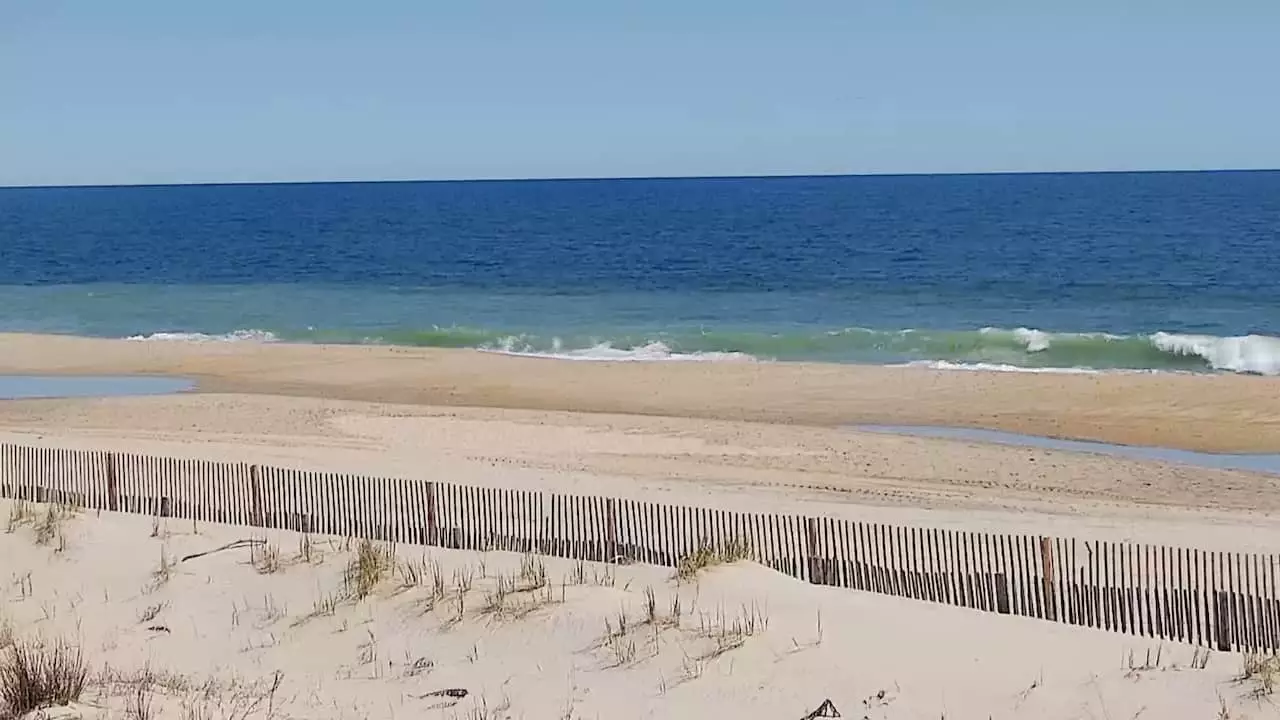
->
[126,329,278,343]
[1150,332,1280,376]
[484,340,758,363]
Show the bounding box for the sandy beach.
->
[4,333,1280,718]
[7,0,1278,714]
[2,333,1280,452]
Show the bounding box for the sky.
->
[2,1,1278,186]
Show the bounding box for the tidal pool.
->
[856,424,1280,476]
[0,375,194,400]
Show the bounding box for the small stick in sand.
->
[179,538,266,563]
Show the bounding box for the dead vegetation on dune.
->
[0,637,87,720]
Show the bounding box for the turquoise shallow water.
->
[0,376,193,400]
[858,425,1280,476]
[2,173,1277,373]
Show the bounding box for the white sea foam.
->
[979,327,1128,352]
[1150,332,1280,376]
[484,338,758,363]
[978,326,1053,352]
[901,360,1103,374]
[1012,327,1052,352]
[126,329,278,343]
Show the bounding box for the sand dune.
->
[4,498,1272,720]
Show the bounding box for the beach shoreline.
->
[2,332,1278,453]
[4,335,1280,717]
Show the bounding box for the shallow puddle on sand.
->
[856,424,1280,476]
[0,375,194,400]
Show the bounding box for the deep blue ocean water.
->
[2,172,1278,373]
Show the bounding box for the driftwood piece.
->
[411,687,470,710]
[180,538,266,563]
[416,688,468,700]
[801,698,841,719]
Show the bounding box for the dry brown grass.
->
[96,666,285,720]
[251,543,281,575]
[149,547,176,591]
[478,557,559,620]
[137,603,167,625]
[0,637,88,720]
[692,602,768,660]
[33,506,61,547]
[5,501,34,534]
[1238,652,1280,698]
[675,538,750,581]
[602,610,638,667]
[295,534,321,565]
[342,539,395,601]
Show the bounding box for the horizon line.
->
[3,166,1277,191]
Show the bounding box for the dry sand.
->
[4,392,1280,550]
[2,332,1279,452]
[4,333,1280,717]
[2,498,1272,720]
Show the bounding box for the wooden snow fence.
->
[1,442,1276,653]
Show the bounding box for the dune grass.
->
[0,637,88,720]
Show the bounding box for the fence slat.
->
[1264,550,1274,653]
[1179,547,1190,645]
[887,524,901,597]
[1125,542,1137,637]
[1170,545,1181,645]
[971,533,987,611]
[896,526,910,599]
[874,523,889,595]
[946,529,961,608]
[919,527,932,601]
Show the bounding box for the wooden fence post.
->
[424,482,438,546]
[105,452,120,512]
[606,498,619,563]
[1041,537,1057,622]
[249,464,264,527]
[805,517,820,585]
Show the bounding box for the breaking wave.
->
[119,325,1280,375]
[484,339,756,363]
[126,329,279,343]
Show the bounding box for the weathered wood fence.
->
[2,443,1277,653]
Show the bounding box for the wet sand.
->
[2,333,1279,453]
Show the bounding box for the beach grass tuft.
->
[1238,652,1280,698]
[6,500,34,534]
[0,637,88,719]
[34,506,62,547]
[149,548,175,591]
[342,539,394,601]
[675,538,750,581]
[251,542,281,575]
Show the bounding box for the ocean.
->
[2,172,1277,375]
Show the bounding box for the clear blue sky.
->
[3,1,1277,186]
